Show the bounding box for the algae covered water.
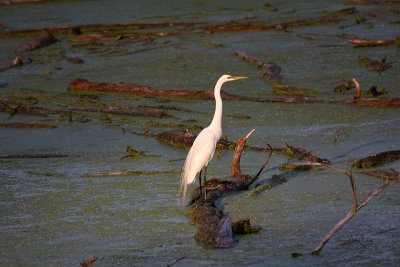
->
[0,1,399,266]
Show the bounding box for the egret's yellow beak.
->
[232,76,247,81]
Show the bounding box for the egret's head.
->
[220,74,247,83]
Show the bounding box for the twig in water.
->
[248,144,273,187]
[166,256,185,267]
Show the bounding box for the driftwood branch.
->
[248,144,273,186]
[312,178,400,254]
[297,163,400,254]
[231,128,255,177]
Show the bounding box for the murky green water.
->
[1,1,399,266]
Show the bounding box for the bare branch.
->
[248,144,273,186]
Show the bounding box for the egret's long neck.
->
[209,79,224,131]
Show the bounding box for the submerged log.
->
[67,79,400,107]
[15,30,58,53]
[187,129,267,248]
[233,51,282,82]
[284,144,330,163]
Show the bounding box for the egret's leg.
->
[198,169,203,200]
[203,166,208,200]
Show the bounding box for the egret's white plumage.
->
[179,74,247,203]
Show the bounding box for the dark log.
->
[358,56,393,74]
[352,150,400,169]
[15,30,58,53]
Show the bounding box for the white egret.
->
[179,74,247,203]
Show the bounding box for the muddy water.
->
[0,1,399,266]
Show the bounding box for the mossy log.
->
[284,144,330,163]
[67,79,400,107]
[352,150,400,169]
[186,129,267,248]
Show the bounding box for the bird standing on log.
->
[179,74,247,204]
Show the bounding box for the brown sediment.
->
[15,30,58,53]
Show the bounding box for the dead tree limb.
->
[295,162,400,254]
[312,178,400,254]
